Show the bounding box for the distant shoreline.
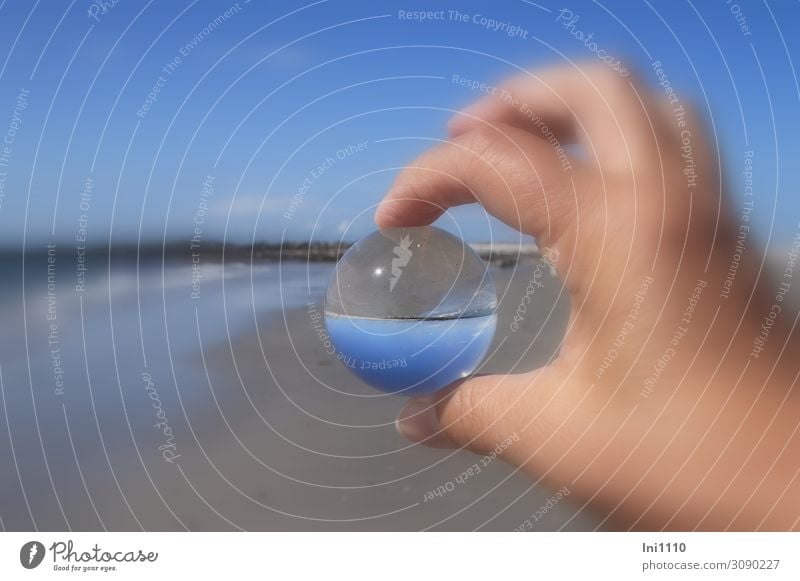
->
[0,240,542,267]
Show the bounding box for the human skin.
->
[375,63,800,531]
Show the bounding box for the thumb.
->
[396,369,554,456]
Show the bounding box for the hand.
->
[376,62,800,531]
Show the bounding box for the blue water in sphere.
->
[324,226,497,395]
[325,314,497,396]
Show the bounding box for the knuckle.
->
[452,124,519,168]
[454,125,499,158]
[392,163,427,195]
[450,126,507,180]
[580,61,639,103]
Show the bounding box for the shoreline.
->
[0,241,542,268]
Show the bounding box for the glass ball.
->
[324,226,497,395]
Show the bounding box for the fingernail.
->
[396,398,455,449]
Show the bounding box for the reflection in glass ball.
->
[324,226,497,395]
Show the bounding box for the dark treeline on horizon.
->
[0,240,531,266]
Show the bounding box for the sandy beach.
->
[0,255,603,531]
[188,258,602,530]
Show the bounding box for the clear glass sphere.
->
[324,226,497,395]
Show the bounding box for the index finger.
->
[375,122,579,251]
[448,63,666,173]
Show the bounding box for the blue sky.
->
[0,0,797,249]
